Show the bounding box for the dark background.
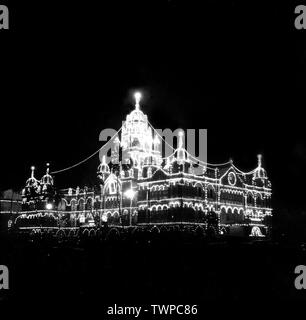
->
[1,0,306,236]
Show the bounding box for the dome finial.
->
[257,154,262,167]
[46,163,50,175]
[134,91,142,110]
[31,166,35,179]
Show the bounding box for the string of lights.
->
[232,164,257,175]
[147,120,231,168]
[50,126,123,175]
[186,151,231,168]
[50,112,253,175]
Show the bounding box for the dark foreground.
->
[1,231,306,305]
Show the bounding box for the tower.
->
[121,92,161,170]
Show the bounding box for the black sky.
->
[1,0,306,212]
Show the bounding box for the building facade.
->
[16,98,272,238]
[0,189,22,232]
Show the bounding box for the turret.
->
[41,163,54,190]
[22,165,40,202]
[252,154,268,187]
[121,91,159,170]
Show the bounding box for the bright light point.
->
[134,92,142,109]
[31,166,35,170]
[178,131,184,137]
[46,203,53,210]
[124,189,136,199]
[134,92,142,102]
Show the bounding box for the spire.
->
[176,130,188,164]
[25,165,39,189]
[46,163,50,175]
[178,131,184,149]
[31,166,35,179]
[253,154,266,180]
[257,154,262,167]
[134,92,142,111]
[41,162,54,187]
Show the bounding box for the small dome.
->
[254,167,266,179]
[41,163,54,186]
[126,92,147,123]
[174,131,188,163]
[127,109,146,123]
[253,154,267,179]
[176,149,188,163]
[25,166,39,188]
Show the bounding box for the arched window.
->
[247,193,255,206]
[71,199,77,211]
[255,194,263,207]
[86,198,93,210]
[78,199,85,211]
[110,182,116,194]
[207,185,215,200]
[220,207,227,224]
[58,199,66,211]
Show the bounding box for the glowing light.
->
[46,203,53,210]
[134,92,142,110]
[257,154,262,167]
[134,92,141,102]
[124,189,136,199]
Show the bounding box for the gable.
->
[220,167,244,188]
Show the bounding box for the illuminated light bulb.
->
[46,203,53,210]
[124,189,136,199]
[134,92,142,110]
[31,166,35,178]
[257,154,262,167]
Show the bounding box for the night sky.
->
[1,0,305,213]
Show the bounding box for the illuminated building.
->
[0,189,22,232]
[17,94,272,237]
